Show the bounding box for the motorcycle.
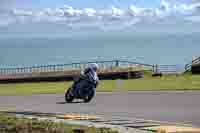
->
[65,76,98,103]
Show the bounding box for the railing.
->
[0,59,188,79]
[185,57,200,72]
[0,60,153,77]
[153,64,182,74]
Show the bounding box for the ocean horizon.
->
[0,32,199,69]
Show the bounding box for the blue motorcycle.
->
[65,76,98,103]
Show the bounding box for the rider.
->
[72,63,99,95]
[81,63,99,86]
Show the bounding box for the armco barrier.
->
[185,56,200,72]
[0,60,151,83]
[152,64,181,74]
[0,71,144,83]
[98,71,143,80]
[0,59,187,83]
[192,63,200,74]
[0,60,152,76]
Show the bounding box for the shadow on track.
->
[56,101,84,104]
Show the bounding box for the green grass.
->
[99,73,200,91]
[0,82,72,95]
[0,113,118,133]
[0,73,200,96]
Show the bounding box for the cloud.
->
[0,0,200,32]
[6,1,200,19]
[12,9,33,16]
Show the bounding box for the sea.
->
[0,31,199,69]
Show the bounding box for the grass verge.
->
[0,113,117,133]
[0,73,200,96]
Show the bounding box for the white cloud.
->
[12,9,33,16]
[0,0,200,31]
[160,0,171,12]
[83,8,96,17]
[111,6,125,16]
[7,1,200,19]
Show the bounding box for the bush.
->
[0,113,118,133]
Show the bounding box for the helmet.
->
[89,63,99,72]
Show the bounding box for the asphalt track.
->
[0,92,200,126]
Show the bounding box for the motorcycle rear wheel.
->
[83,89,95,103]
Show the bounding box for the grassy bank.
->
[0,113,117,133]
[0,73,199,96]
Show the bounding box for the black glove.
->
[94,80,99,88]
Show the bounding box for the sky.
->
[0,0,200,36]
[1,0,161,9]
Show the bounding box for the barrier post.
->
[115,60,119,67]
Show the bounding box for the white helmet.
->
[89,63,99,71]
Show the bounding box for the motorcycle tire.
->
[65,87,74,103]
[83,88,95,103]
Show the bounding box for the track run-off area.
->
[0,91,200,128]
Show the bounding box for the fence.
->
[0,60,153,77]
[0,59,189,80]
[152,64,182,74]
[185,57,200,72]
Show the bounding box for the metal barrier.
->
[0,60,153,77]
[185,57,200,72]
[0,60,187,79]
[153,64,181,74]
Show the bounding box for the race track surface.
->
[0,92,200,126]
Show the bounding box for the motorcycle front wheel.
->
[65,87,74,103]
